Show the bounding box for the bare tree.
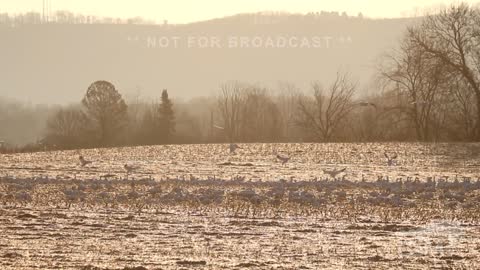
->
[239,87,281,142]
[124,90,145,145]
[217,81,245,142]
[277,82,302,141]
[174,105,203,143]
[439,76,477,140]
[45,107,90,148]
[408,3,480,139]
[296,71,356,141]
[379,35,447,141]
[347,93,382,142]
[138,103,158,145]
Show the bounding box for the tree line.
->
[41,81,175,150]
[379,3,480,141]
[0,11,156,26]
[0,10,366,27]
[1,3,480,152]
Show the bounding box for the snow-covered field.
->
[1,143,480,269]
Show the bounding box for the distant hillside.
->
[0,13,418,104]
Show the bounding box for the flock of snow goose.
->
[77,143,400,180]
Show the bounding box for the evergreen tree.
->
[157,89,175,143]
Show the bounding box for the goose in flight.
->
[323,168,346,179]
[79,156,92,167]
[384,152,398,166]
[276,153,291,166]
[230,143,241,154]
[410,101,431,106]
[357,101,377,109]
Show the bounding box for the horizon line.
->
[0,9,424,26]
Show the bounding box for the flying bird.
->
[276,153,291,166]
[410,101,432,106]
[79,156,92,167]
[323,168,347,179]
[357,101,377,109]
[384,152,398,166]
[229,143,241,154]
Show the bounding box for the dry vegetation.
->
[1,3,480,269]
[1,143,480,269]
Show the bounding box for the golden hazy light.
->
[2,0,479,23]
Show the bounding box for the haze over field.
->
[0,13,412,103]
[1,0,480,103]
[3,2,480,269]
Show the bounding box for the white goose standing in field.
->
[323,168,347,179]
[124,164,141,174]
[79,156,92,167]
[229,143,241,154]
[276,153,291,166]
[384,152,398,166]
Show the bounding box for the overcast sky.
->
[1,0,479,23]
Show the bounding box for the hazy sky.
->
[1,0,479,23]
